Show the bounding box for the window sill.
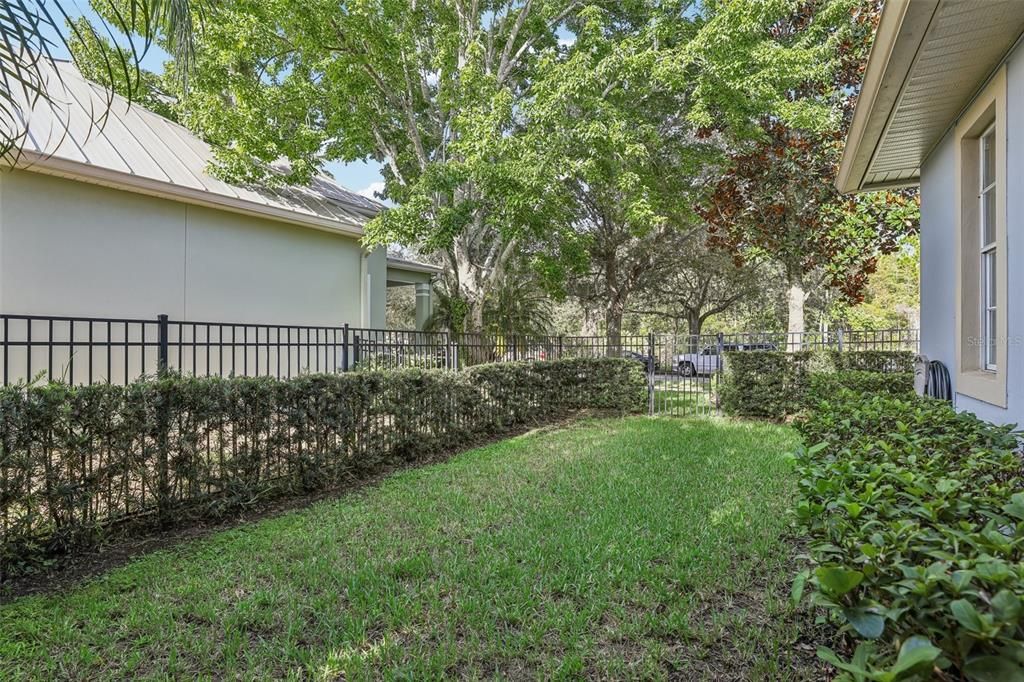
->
[956,369,1007,408]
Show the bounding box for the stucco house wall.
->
[366,247,388,328]
[918,42,1024,425]
[0,170,378,328]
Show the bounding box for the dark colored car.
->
[622,350,660,372]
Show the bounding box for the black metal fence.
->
[0,312,919,387]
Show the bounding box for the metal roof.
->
[10,60,384,234]
[838,0,1024,193]
[386,256,442,275]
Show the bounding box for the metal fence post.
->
[715,332,725,412]
[647,331,656,416]
[444,331,451,370]
[155,313,171,525]
[558,335,564,360]
[157,314,169,374]
[353,334,362,368]
[341,323,350,372]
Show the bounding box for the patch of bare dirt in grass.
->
[579,537,834,681]
[656,541,836,681]
[661,598,831,681]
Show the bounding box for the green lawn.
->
[652,377,716,415]
[0,417,812,680]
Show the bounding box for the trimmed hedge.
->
[793,393,1024,680]
[719,350,914,419]
[0,358,645,576]
[805,371,915,407]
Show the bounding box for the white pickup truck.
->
[674,342,777,377]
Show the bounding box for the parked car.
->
[622,350,660,373]
[501,348,548,361]
[674,342,776,377]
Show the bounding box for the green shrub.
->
[719,351,804,418]
[833,350,914,373]
[805,371,914,408]
[0,357,644,576]
[720,350,915,419]
[793,393,1024,680]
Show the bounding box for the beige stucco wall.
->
[366,247,387,328]
[1,170,186,318]
[0,170,369,326]
[183,204,364,325]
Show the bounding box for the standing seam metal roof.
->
[12,60,384,233]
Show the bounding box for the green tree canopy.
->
[690,0,919,340]
[530,3,715,346]
[125,0,595,331]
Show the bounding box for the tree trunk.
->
[469,297,485,332]
[786,277,806,352]
[461,292,489,364]
[605,299,624,357]
[686,311,702,353]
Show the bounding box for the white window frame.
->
[979,125,997,371]
[954,67,1007,407]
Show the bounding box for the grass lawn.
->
[0,417,813,680]
[652,376,716,415]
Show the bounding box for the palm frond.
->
[1,0,209,165]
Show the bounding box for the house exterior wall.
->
[0,170,369,327]
[918,43,1024,425]
[919,131,959,390]
[366,247,387,329]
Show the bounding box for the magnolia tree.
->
[698,122,919,344]
[684,0,919,343]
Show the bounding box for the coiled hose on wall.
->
[925,360,952,402]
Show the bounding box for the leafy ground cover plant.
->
[792,392,1024,680]
[805,371,914,407]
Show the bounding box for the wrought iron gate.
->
[640,327,919,417]
[644,332,726,417]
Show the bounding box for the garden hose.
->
[925,360,952,402]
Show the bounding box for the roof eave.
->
[14,151,368,238]
[858,177,920,193]
[386,256,443,275]
[837,0,938,194]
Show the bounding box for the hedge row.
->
[805,371,915,406]
[794,392,1024,680]
[719,350,915,419]
[0,358,645,576]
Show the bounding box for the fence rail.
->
[0,312,919,386]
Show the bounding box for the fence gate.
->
[646,333,725,417]
[641,327,921,418]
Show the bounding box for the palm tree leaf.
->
[1,0,210,165]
